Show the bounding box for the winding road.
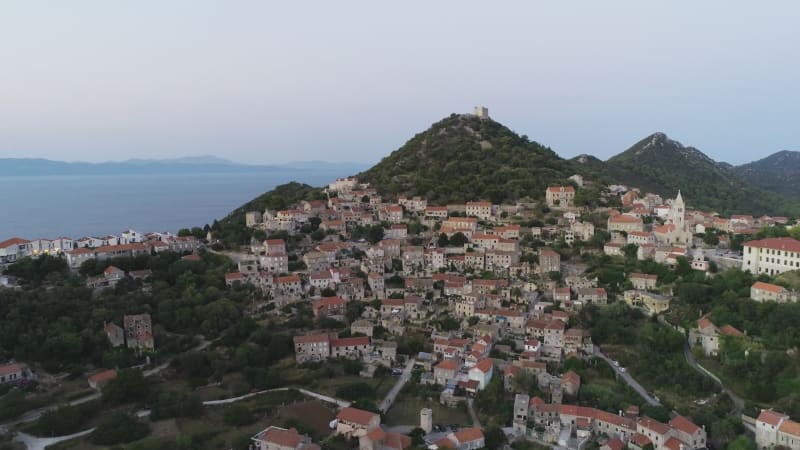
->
[682,343,744,415]
[593,347,661,406]
[379,360,415,413]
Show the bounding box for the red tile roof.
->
[752,281,787,294]
[744,237,800,253]
[331,336,370,347]
[435,359,458,371]
[337,407,379,426]
[757,409,789,426]
[453,428,484,443]
[293,333,329,344]
[261,426,303,448]
[88,369,118,383]
[472,358,493,373]
[779,419,800,438]
[0,363,24,377]
[669,415,701,435]
[719,325,745,337]
[639,416,672,435]
[0,238,29,249]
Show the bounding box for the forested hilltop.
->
[578,133,800,217]
[358,114,577,204]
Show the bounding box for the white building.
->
[742,237,800,276]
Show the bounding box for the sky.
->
[0,1,798,165]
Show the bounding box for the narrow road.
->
[380,360,415,413]
[466,398,482,428]
[202,387,350,408]
[0,392,102,432]
[593,347,660,406]
[13,428,95,450]
[683,343,744,415]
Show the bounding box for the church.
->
[653,191,693,246]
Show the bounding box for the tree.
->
[90,413,149,445]
[437,233,449,248]
[224,404,255,426]
[102,369,149,405]
[410,428,426,446]
[450,232,468,247]
[484,426,507,450]
[368,225,385,244]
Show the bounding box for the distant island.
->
[0,156,372,177]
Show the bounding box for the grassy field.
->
[384,392,471,427]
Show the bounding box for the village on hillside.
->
[2,128,800,450]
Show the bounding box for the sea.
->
[0,170,345,240]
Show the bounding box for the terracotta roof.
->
[603,437,625,450]
[293,333,329,344]
[88,369,117,383]
[595,409,636,429]
[259,426,303,448]
[453,428,484,443]
[758,409,789,426]
[331,336,369,347]
[697,318,716,330]
[744,237,800,253]
[277,275,301,284]
[547,186,575,193]
[630,433,652,447]
[435,437,456,449]
[435,359,459,371]
[0,363,24,377]
[529,396,545,406]
[664,437,689,450]
[94,243,148,253]
[314,297,346,309]
[639,416,672,435]
[562,370,581,385]
[631,273,657,280]
[610,215,643,223]
[0,238,29,249]
[719,325,744,337]
[337,407,379,426]
[472,358,493,373]
[669,415,701,435]
[752,281,787,294]
[225,272,245,280]
[67,247,93,255]
[779,419,800,437]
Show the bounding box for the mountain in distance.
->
[0,157,371,177]
[732,150,800,200]
[575,132,800,216]
[358,113,575,204]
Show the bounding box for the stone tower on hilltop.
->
[473,106,489,119]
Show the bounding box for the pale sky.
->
[0,1,798,165]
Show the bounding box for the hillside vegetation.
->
[359,114,575,204]
[733,150,800,200]
[576,133,799,216]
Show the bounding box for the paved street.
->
[683,342,744,414]
[380,359,415,413]
[466,398,482,428]
[593,347,661,406]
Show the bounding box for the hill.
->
[210,182,325,244]
[732,150,800,200]
[582,133,799,216]
[358,113,575,204]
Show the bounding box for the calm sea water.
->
[0,170,339,239]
